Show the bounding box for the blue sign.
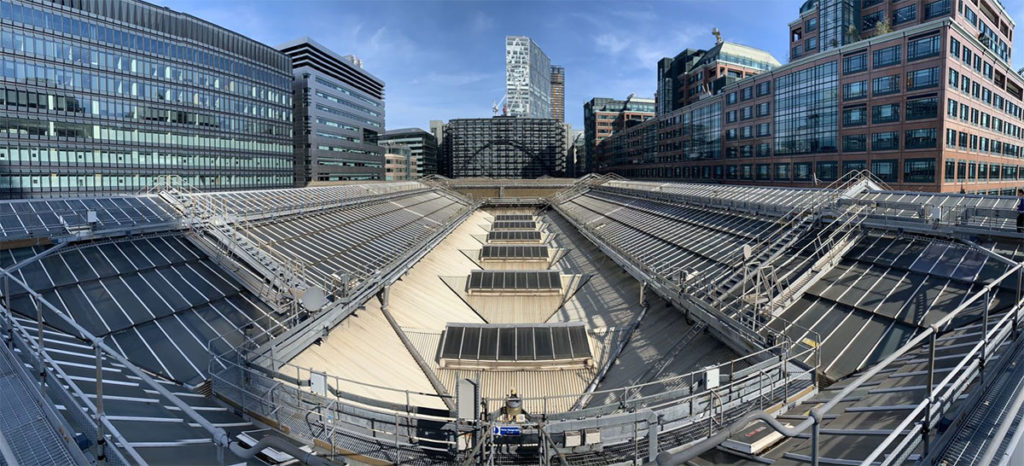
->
[492,425,522,436]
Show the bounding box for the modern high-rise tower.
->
[550,65,565,122]
[505,36,552,119]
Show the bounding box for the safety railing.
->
[659,259,1024,465]
[0,263,237,464]
[210,349,458,464]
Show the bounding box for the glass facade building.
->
[444,116,566,179]
[0,0,294,198]
[600,0,1024,193]
[505,36,552,119]
[380,127,437,177]
[278,38,385,184]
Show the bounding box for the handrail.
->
[0,265,236,459]
[658,260,1024,465]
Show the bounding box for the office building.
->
[0,0,295,198]
[550,65,565,122]
[600,0,1022,193]
[656,31,780,115]
[582,95,655,173]
[444,116,565,178]
[380,128,437,177]
[380,143,417,181]
[278,37,385,184]
[506,36,552,118]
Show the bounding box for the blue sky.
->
[153,0,1024,132]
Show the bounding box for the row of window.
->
[0,145,290,169]
[0,173,292,195]
[944,158,1021,183]
[0,116,291,154]
[0,22,290,107]
[619,158,937,184]
[944,128,1023,158]
[0,84,292,141]
[842,95,938,126]
[0,0,290,89]
[0,56,294,126]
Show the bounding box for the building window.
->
[775,163,791,180]
[872,159,899,183]
[863,11,885,31]
[948,68,959,87]
[872,75,900,96]
[807,37,818,51]
[757,143,771,157]
[756,123,770,137]
[872,131,900,151]
[773,61,839,156]
[843,81,868,100]
[843,106,868,126]
[843,134,867,152]
[740,164,753,180]
[756,102,770,117]
[843,160,867,175]
[904,158,936,183]
[872,103,900,123]
[726,92,737,105]
[843,53,868,74]
[805,17,818,32]
[906,96,938,120]
[726,128,737,140]
[741,126,753,138]
[945,128,957,147]
[757,164,771,180]
[756,82,771,96]
[893,5,917,25]
[794,162,813,181]
[905,128,937,149]
[944,159,956,181]
[908,35,941,61]
[727,146,738,157]
[741,107,753,120]
[817,161,839,181]
[950,37,960,57]
[740,145,753,157]
[741,87,753,101]
[907,67,939,90]
[924,0,951,19]
[873,45,902,69]
[726,110,737,123]
[726,165,738,179]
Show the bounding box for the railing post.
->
[33,294,45,386]
[924,330,936,457]
[981,289,990,386]
[95,344,106,461]
[811,412,821,466]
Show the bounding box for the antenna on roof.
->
[712,27,723,44]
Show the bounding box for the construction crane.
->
[492,94,507,116]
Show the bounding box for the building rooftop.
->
[0,174,1022,464]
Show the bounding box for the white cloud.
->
[594,33,631,55]
[470,11,495,33]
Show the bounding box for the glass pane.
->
[498,328,516,360]
[568,326,590,358]
[460,327,480,360]
[534,327,553,359]
[479,328,498,360]
[441,327,463,358]
[552,327,573,359]
[516,328,535,360]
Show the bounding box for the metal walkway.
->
[0,342,80,466]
